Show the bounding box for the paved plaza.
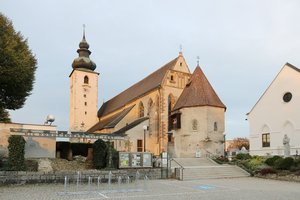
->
[0,177,299,200]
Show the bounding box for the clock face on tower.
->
[283,92,292,103]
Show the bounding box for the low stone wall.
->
[0,168,162,185]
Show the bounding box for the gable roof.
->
[247,62,300,115]
[173,66,226,111]
[87,105,135,132]
[98,55,180,118]
[112,117,149,136]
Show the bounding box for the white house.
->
[247,63,300,156]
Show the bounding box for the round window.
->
[283,92,292,102]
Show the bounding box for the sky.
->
[1,0,300,139]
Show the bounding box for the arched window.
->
[168,94,175,131]
[139,102,144,118]
[214,122,218,131]
[147,98,153,116]
[84,76,89,84]
[192,119,198,131]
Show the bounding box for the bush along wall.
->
[7,135,26,171]
[93,139,108,169]
[92,139,119,169]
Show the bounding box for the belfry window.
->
[84,76,89,84]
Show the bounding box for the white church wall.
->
[248,64,300,156]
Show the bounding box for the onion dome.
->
[72,32,96,71]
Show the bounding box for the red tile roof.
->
[98,56,180,117]
[173,66,226,111]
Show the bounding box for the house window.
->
[214,122,218,131]
[180,62,182,66]
[84,102,87,106]
[137,139,143,152]
[139,102,144,117]
[84,94,86,98]
[262,133,270,147]
[85,111,87,115]
[84,76,89,84]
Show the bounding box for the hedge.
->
[7,135,26,171]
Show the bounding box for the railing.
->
[169,158,184,180]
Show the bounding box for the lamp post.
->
[143,125,148,152]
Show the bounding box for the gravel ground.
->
[0,177,299,200]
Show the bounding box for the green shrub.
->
[7,135,26,171]
[294,158,300,166]
[111,146,119,169]
[25,159,38,171]
[93,139,108,169]
[242,156,266,171]
[258,167,277,175]
[214,156,228,164]
[274,157,294,170]
[265,155,282,166]
[236,153,252,160]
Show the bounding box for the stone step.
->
[181,166,249,180]
[170,157,218,168]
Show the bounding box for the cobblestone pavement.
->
[0,177,299,200]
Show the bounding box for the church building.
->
[69,34,226,158]
[247,63,300,156]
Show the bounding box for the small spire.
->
[83,24,86,40]
[197,56,200,66]
[179,44,183,56]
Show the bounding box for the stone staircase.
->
[170,157,249,180]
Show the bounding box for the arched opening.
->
[139,102,144,118]
[84,76,89,84]
[214,122,218,131]
[147,98,153,115]
[168,94,176,131]
[192,119,198,131]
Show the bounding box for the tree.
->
[0,108,11,123]
[234,137,249,150]
[228,137,250,150]
[0,13,37,122]
[92,139,108,169]
[7,135,26,171]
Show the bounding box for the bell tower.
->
[69,30,99,132]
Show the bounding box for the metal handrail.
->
[169,158,184,180]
